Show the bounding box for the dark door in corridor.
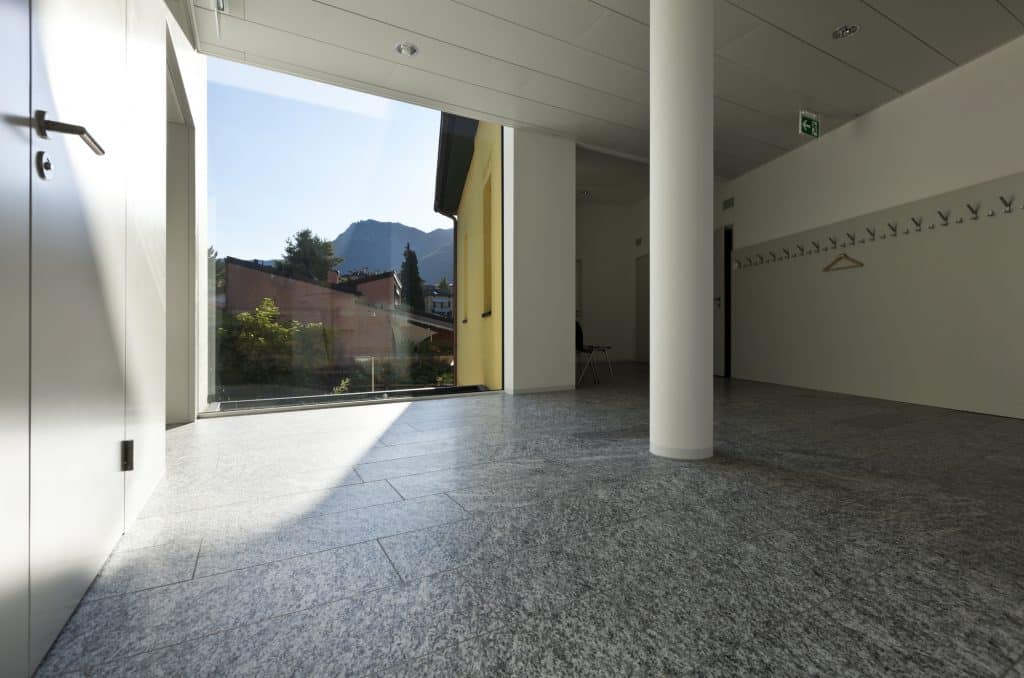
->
[635,254,649,362]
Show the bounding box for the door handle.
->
[34,110,105,155]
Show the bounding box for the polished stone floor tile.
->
[387,459,554,500]
[118,480,402,552]
[356,450,499,482]
[38,371,1024,676]
[693,607,968,677]
[379,480,682,581]
[818,586,1014,676]
[194,494,466,577]
[90,570,507,677]
[38,540,399,675]
[84,540,200,601]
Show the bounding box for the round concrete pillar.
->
[649,0,714,460]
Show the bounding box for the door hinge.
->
[121,440,134,472]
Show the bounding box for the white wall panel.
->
[503,128,576,393]
[124,0,168,525]
[0,0,30,674]
[166,121,194,424]
[166,11,209,409]
[721,36,1024,418]
[731,173,1024,419]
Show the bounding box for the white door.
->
[29,0,127,665]
[0,1,31,675]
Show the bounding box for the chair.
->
[576,322,613,385]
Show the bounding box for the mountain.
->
[332,219,453,285]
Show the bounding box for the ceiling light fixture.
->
[395,41,419,57]
[831,24,860,40]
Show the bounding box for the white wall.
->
[166,121,194,424]
[722,35,1024,419]
[124,0,169,529]
[165,10,208,419]
[575,197,648,361]
[725,35,1024,249]
[575,157,735,368]
[503,127,577,393]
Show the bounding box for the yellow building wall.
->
[455,122,503,390]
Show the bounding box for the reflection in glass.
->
[205,59,500,410]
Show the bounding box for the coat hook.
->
[887,221,898,235]
[866,227,876,241]
[745,256,753,266]
[812,240,821,252]
[966,203,980,220]
[770,250,777,261]
[757,254,765,264]
[796,244,805,255]
[846,232,856,244]
[1000,195,1014,213]
[782,247,791,259]
[911,216,922,231]
[937,210,950,226]
[828,236,837,248]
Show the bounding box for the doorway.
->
[713,226,733,377]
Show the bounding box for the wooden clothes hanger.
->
[822,252,864,272]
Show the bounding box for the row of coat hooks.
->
[733,193,1018,271]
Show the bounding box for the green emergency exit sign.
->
[799,110,820,138]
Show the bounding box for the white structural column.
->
[649,0,714,459]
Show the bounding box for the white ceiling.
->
[577,147,648,204]
[179,0,1024,179]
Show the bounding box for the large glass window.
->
[205,59,502,410]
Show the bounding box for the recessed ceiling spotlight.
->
[831,24,860,40]
[395,41,419,57]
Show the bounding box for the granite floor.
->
[39,368,1024,676]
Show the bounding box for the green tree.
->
[208,246,225,290]
[218,298,294,383]
[437,276,450,293]
[217,298,332,386]
[276,228,340,282]
[293,322,333,372]
[399,242,426,312]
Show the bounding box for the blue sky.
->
[207,58,450,261]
